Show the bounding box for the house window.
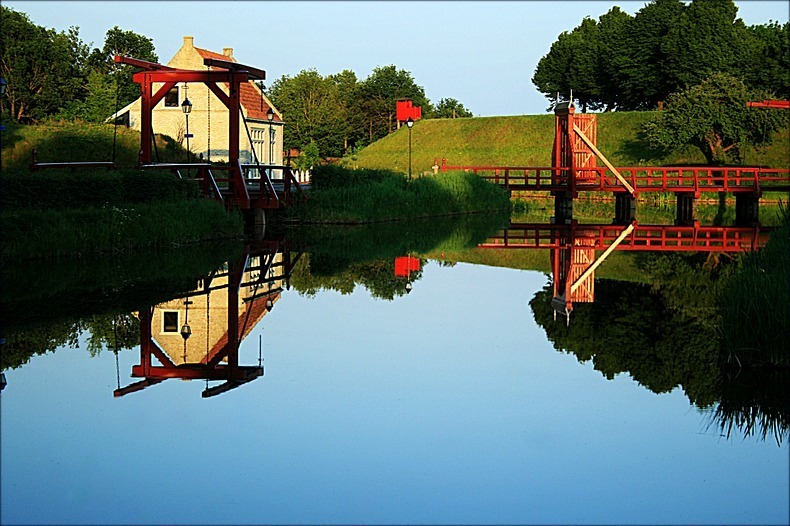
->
[164,86,179,108]
[162,311,179,333]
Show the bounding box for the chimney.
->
[184,36,194,47]
[223,47,233,58]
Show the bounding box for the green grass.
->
[347,112,790,175]
[1,120,186,170]
[288,167,510,223]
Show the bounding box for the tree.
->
[433,98,473,119]
[267,69,346,158]
[329,69,366,153]
[595,6,633,111]
[87,26,158,108]
[0,7,89,122]
[643,73,785,165]
[358,65,431,142]
[661,0,750,91]
[742,21,790,99]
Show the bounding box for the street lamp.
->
[267,107,275,178]
[181,89,192,176]
[406,117,414,180]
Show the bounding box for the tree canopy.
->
[643,72,786,165]
[533,0,789,111]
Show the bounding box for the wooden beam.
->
[570,222,635,294]
[573,124,636,196]
[203,58,266,80]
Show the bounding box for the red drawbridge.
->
[441,102,790,225]
[113,54,306,211]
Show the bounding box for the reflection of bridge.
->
[114,238,302,398]
[441,101,790,226]
[478,221,773,320]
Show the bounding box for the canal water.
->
[1,215,788,525]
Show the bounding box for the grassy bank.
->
[287,165,510,223]
[347,112,790,174]
[1,122,244,259]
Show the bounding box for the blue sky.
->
[5,1,789,116]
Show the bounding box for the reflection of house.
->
[151,253,284,365]
[111,36,283,166]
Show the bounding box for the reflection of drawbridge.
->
[478,221,773,320]
[114,239,302,398]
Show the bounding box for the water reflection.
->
[480,220,773,320]
[116,239,301,398]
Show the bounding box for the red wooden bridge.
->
[440,102,790,225]
[478,220,773,322]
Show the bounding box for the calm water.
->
[1,222,788,525]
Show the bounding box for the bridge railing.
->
[478,223,772,252]
[440,158,790,195]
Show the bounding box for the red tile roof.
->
[195,47,280,122]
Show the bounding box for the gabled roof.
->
[195,47,280,122]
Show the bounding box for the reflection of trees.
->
[530,261,789,444]
[292,256,421,300]
[1,314,139,369]
[530,280,720,407]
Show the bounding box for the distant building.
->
[110,36,283,166]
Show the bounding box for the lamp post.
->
[266,107,275,179]
[181,91,192,177]
[406,117,414,180]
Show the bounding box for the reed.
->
[717,202,790,367]
[288,168,510,223]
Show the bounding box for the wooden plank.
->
[573,124,636,196]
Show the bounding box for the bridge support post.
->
[735,193,759,226]
[614,193,636,224]
[243,208,267,239]
[675,193,697,225]
[553,192,573,224]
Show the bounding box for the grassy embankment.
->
[1,121,243,260]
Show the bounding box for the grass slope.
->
[347,112,790,174]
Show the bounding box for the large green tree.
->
[0,7,89,123]
[643,72,785,165]
[267,69,346,158]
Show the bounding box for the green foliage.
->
[533,0,784,111]
[289,167,510,223]
[643,73,786,164]
[86,26,158,108]
[267,69,346,158]
[55,71,120,123]
[292,141,320,171]
[432,98,473,119]
[0,7,89,123]
[309,164,405,190]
